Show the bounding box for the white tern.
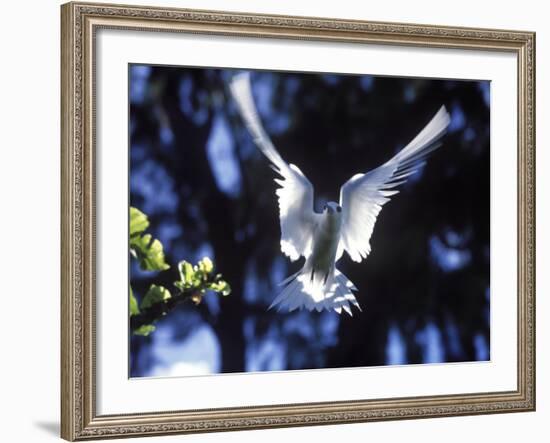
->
[230,73,450,316]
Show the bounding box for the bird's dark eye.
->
[323,204,327,211]
[336,206,342,213]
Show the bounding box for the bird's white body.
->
[230,73,451,315]
[308,204,342,285]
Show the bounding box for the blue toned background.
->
[129,65,490,377]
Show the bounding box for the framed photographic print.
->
[61,1,536,440]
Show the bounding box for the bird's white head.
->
[323,201,342,216]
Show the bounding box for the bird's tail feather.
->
[269,266,360,316]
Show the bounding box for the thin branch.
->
[130,288,197,332]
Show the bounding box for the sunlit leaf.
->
[177,260,195,288]
[209,279,231,296]
[130,207,149,238]
[198,257,214,275]
[133,324,156,336]
[141,284,171,310]
[129,286,140,316]
[130,234,170,271]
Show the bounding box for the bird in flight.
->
[230,73,450,316]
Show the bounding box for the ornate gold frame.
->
[61,2,536,440]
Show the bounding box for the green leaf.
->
[141,284,171,310]
[209,279,231,296]
[133,324,156,336]
[129,286,140,316]
[198,257,214,275]
[177,261,196,288]
[130,207,149,238]
[130,234,170,271]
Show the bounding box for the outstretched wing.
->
[230,73,319,261]
[338,106,451,262]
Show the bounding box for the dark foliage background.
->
[129,65,490,377]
